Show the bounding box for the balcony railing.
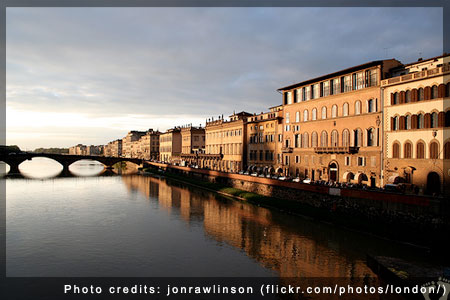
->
[381,64,450,86]
[314,146,359,154]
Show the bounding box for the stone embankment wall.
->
[148,162,448,233]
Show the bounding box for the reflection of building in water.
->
[121,175,374,278]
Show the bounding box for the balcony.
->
[314,146,359,154]
[381,64,450,86]
[281,147,293,153]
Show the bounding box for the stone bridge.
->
[0,152,144,175]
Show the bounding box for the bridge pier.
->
[7,162,21,175]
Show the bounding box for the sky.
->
[6,7,443,150]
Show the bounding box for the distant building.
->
[204,111,252,172]
[69,144,87,155]
[139,129,161,160]
[86,145,103,156]
[382,54,450,195]
[179,125,206,166]
[159,128,182,163]
[246,106,283,175]
[122,131,146,158]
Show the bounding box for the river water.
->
[3,158,429,279]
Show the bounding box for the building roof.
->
[277,59,398,91]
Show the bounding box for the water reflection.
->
[122,175,387,278]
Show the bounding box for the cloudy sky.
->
[6,7,443,150]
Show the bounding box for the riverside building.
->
[159,128,182,163]
[277,59,402,187]
[122,131,146,158]
[382,54,450,195]
[204,112,252,172]
[180,125,206,166]
[246,106,284,174]
[138,129,161,160]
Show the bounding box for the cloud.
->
[5,7,443,149]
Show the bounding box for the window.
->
[343,103,349,116]
[312,84,319,99]
[302,87,307,101]
[344,156,351,166]
[367,128,374,146]
[287,92,292,104]
[355,101,361,115]
[353,128,362,147]
[295,111,300,122]
[393,92,399,104]
[303,132,309,148]
[294,134,301,148]
[357,157,366,166]
[418,114,424,129]
[392,143,400,158]
[331,130,338,147]
[321,106,327,119]
[312,108,317,120]
[311,132,318,147]
[285,112,290,123]
[295,89,301,103]
[320,130,328,147]
[285,125,291,131]
[295,156,300,163]
[303,110,308,122]
[416,142,425,159]
[278,134,283,142]
[405,90,411,103]
[342,129,350,147]
[344,75,351,92]
[404,142,412,158]
[367,99,374,113]
[418,88,424,101]
[331,105,338,118]
[430,142,439,159]
[393,116,399,131]
[445,141,450,159]
[405,115,411,130]
[431,85,438,99]
[431,112,438,128]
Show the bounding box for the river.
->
[4,158,428,280]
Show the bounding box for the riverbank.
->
[142,166,448,259]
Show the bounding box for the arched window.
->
[342,129,350,147]
[445,111,450,127]
[320,130,328,147]
[312,108,317,120]
[393,116,399,130]
[393,93,399,104]
[430,141,439,159]
[303,110,308,122]
[367,128,374,146]
[353,128,362,147]
[418,114,424,129]
[331,130,339,147]
[418,88,424,101]
[416,142,425,159]
[367,99,374,113]
[295,111,300,122]
[355,100,361,115]
[343,103,349,116]
[405,90,411,103]
[404,142,412,158]
[431,85,438,99]
[405,115,411,130]
[331,105,338,118]
[444,141,450,159]
[321,106,327,119]
[431,112,438,128]
[311,132,318,147]
[302,132,309,148]
[392,143,400,158]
